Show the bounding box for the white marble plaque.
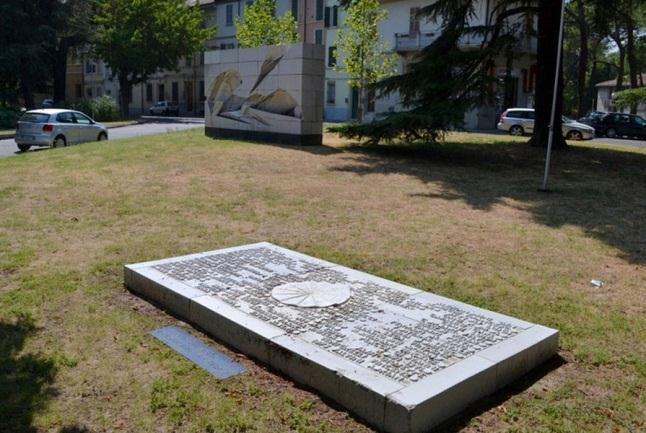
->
[125,242,558,433]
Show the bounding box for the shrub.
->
[0,107,21,129]
[71,96,120,122]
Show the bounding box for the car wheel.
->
[17,144,31,152]
[509,125,524,136]
[606,128,617,138]
[566,130,583,141]
[53,135,66,148]
[97,132,108,141]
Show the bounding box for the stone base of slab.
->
[206,126,322,146]
[124,243,558,433]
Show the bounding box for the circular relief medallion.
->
[271,282,351,308]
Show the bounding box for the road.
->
[590,137,646,149]
[0,122,203,158]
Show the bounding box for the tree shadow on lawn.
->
[331,140,646,264]
[0,314,59,433]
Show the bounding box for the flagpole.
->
[541,0,566,192]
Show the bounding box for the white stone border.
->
[124,243,558,433]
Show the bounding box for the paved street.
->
[0,122,204,158]
[590,137,646,149]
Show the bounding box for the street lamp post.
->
[540,0,566,192]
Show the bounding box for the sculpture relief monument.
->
[204,43,325,145]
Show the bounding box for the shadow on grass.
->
[331,140,646,263]
[0,314,58,433]
[434,354,567,432]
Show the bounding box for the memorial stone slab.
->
[125,242,558,433]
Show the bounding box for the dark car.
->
[593,113,646,139]
[578,111,606,127]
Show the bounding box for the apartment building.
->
[70,0,323,116]
[68,0,537,127]
[324,0,538,129]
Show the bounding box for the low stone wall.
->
[204,43,325,146]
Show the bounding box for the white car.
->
[15,109,108,152]
[497,108,595,140]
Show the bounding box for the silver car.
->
[497,108,595,140]
[15,109,108,152]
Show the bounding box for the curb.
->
[139,116,205,124]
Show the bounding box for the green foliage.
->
[335,0,394,89]
[335,0,395,122]
[235,0,298,48]
[70,97,120,122]
[0,0,58,106]
[613,87,646,109]
[0,107,21,129]
[94,0,215,113]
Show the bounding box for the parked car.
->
[41,99,54,109]
[148,101,179,116]
[497,108,595,140]
[578,111,606,126]
[590,112,646,139]
[14,109,108,152]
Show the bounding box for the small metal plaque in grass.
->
[150,325,246,379]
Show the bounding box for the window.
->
[316,0,323,20]
[75,84,82,99]
[332,5,338,26]
[199,80,205,101]
[291,0,298,18]
[86,87,93,98]
[73,112,92,125]
[220,42,235,50]
[315,29,323,45]
[146,84,153,102]
[226,4,233,26]
[158,84,165,101]
[172,82,179,103]
[324,7,330,27]
[56,112,76,124]
[85,62,97,74]
[200,51,205,65]
[328,46,336,67]
[326,81,336,105]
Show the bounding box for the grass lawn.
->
[0,129,644,433]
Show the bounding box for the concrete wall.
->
[204,42,325,145]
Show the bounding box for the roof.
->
[26,109,70,114]
[595,73,646,88]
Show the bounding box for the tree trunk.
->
[119,78,132,118]
[529,0,566,148]
[20,80,34,109]
[357,85,365,124]
[53,40,69,106]
[611,28,625,96]
[575,0,589,118]
[625,5,638,114]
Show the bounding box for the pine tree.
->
[334,0,567,148]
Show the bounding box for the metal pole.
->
[541,0,566,191]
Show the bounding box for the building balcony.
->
[394,32,436,52]
[394,31,537,55]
